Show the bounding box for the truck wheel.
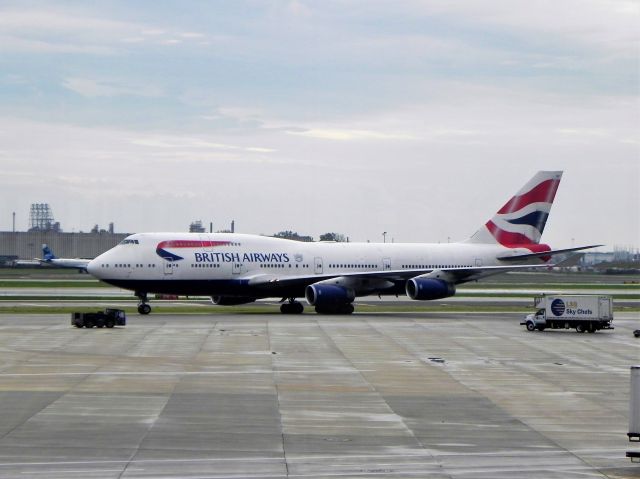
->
[537,325,545,332]
[526,322,536,332]
[85,322,94,329]
[105,319,115,328]
[576,324,585,333]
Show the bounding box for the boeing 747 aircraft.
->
[87,171,599,315]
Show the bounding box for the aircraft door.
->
[232,262,242,275]
[383,258,391,271]
[475,258,483,267]
[314,257,323,274]
[164,259,174,275]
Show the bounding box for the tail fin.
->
[42,244,56,260]
[467,171,562,246]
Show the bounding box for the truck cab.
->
[524,309,547,331]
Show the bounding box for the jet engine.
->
[211,296,256,306]
[406,278,455,300]
[305,284,355,308]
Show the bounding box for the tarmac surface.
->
[0,311,638,478]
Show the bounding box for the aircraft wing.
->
[245,263,551,293]
[496,244,602,261]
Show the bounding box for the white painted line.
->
[0,369,375,377]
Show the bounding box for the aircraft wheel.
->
[138,304,151,315]
[280,302,304,314]
[315,304,354,315]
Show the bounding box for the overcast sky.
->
[0,1,638,249]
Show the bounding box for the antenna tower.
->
[29,203,59,232]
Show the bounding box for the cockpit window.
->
[120,239,140,245]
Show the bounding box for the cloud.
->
[0,7,209,55]
[286,128,416,141]
[0,35,116,55]
[62,77,164,98]
[556,128,609,137]
[0,9,137,33]
[129,134,276,153]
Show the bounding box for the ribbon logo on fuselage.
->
[156,240,231,261]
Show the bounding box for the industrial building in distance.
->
[0,204,128,265]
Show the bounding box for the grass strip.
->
[463,283,640,290]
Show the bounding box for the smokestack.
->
[210,222,213,233]
[231,220,235,233]
[12,212,15,232]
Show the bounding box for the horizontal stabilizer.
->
[497,244,602,261]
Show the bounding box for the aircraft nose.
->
[86,258,101,277]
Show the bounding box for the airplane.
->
[38,244,91,271]
[86,171,600,315]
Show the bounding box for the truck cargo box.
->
[522,295,613,333]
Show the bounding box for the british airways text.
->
[194,252,290,263]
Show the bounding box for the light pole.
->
[382,232,387,243]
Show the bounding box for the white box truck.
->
[521,294,613,333]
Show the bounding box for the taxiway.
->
[0,312,637,478]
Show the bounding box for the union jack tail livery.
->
[467,171,562,247]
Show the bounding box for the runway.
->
[0,312,637,478]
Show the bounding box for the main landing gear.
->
[280,299,304,314]
[136,291,151,315]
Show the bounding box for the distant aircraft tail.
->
[42,244,56,261]
[467,171,562,247]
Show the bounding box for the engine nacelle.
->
[305,284,355,307]
[406,278,456,301]
[211,296,256,306]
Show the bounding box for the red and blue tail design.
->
[467,171,562,249]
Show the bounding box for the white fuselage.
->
[87,232,530,300]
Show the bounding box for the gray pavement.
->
[0,312,638,478]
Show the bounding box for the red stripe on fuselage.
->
[497,179,560,214]
[157,240,231,249]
